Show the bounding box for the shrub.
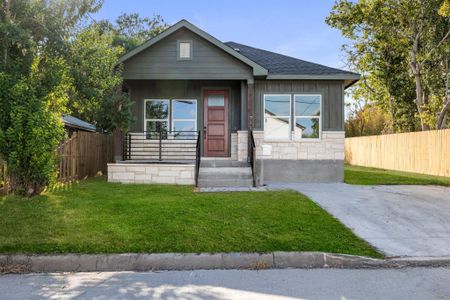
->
[0,57,69,196]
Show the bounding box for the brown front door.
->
[204,90,229,157]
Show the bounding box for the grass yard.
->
[0,177,380,257]
[345,164,450,187]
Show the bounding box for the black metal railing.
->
[249,131,256,187]
[122,131,199,162]
[195,131,201,187]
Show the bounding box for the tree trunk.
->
[388,95,396,132]
[410,30,429,131]
[437,100,450,129]
[437,63,450,129]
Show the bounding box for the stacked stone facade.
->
[252,131,344,161]
[108,163,195,185]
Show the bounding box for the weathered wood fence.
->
[0,131,114,192]
[57,131,114,182]
[345,129,450,177]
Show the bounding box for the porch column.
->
[247,79,254,162]
[247,78,254,132]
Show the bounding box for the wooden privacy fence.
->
[57,131,114,182]
[345,129,450,177]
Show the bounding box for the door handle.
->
[203,126,207,138]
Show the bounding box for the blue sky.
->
[93,0,350,71]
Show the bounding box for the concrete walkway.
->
[1,268,450,299]
[269,183,450,257]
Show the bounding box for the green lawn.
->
[345,164,450,186]
[0,177,380,257]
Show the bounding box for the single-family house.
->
[107,20,359,187]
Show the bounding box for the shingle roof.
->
[62,115,96,132]
[225,41,358,77]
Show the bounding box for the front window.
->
[263,94,322,140]
[145,99,169,139]
[294,95,321,139]
[264,94,291,140]
[144,99,198,139]
[172,99,197,139]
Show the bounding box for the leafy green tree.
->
[327,0,450,131]
[0,0,100,195]
[97,13,168,51]
[68,24,133,132]
[345,100,388,137]
[67,13,168,132]
[0,56,72,196]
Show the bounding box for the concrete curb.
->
[1,252,450,273]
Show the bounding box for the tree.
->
[327,0,450,131]
[97,13,168,51]
[0,0,101,196]
[345,100,388,137]
[0,57,72,196]
[67,13,168,132]
[68,24,133,132]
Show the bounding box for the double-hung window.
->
[264,94,291,140]
[145,99,169,139]
[172,99,197,139]
[144,99,198,140]
[263,94,322,140]
[294,95,321,140]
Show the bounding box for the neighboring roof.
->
[225,41,360,82]
[118,19,268,76]
[62,115,96,132]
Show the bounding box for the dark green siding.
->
[123,28,252,80]
[253,80,345,131]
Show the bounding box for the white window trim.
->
[171,99,198,132]
[294,94,322,141]
[263,94,292,141]
[144,99,170,133]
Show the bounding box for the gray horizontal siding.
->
[253,80,345,131]
[123,28,253,80]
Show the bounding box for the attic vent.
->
[177,40,192,60]
[234,48,240,52]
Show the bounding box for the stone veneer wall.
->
[108,163,195,185]
[231,133,238,160]
[252,131,344,161]
[231,131,248,161]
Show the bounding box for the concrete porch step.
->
[200,159,250,168]
[197,165,254,187]
[199,167,252,180]
[197,177,254,188]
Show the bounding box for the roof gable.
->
[118,20,268,77]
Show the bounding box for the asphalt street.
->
[1,268,450,299]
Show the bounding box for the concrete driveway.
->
[269,183,450,257]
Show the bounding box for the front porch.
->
[108,77,256,187]
[108,128,255,187]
